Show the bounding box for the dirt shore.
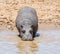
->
[0,0,60,31]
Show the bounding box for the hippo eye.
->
[29,30,33,34]
[31,25,34,28]
[22,30,25,33]
[21,25,23,28]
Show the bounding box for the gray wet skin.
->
[16,6,38,41]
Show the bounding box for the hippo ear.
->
[21,25,23,28]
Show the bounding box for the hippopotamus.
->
[16,6,38,41]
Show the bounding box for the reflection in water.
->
[17,41,38,54]
[0,30,60,54]
[0,30,39,54]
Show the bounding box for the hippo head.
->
[20,25,34,41]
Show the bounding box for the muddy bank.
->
[0,0,60,31]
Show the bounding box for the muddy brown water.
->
[0,29,60,54]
